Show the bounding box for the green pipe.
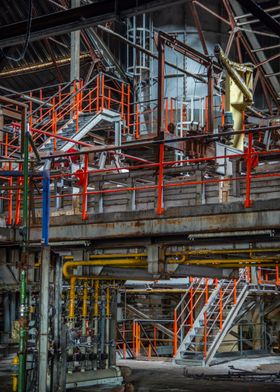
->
[18,270,27,392]
[18,128,29,392]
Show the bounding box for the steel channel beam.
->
[0,0,189,48]
[26,201,280,244]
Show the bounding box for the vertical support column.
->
[70,0,80,84]
[38,245,51,392]
[244,131,253,208]
[207,64,214,133]
[39,162,51,392]
[156,33,165,215]
[52,256,63,392]
[156,33,165,138]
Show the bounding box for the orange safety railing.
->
[257,266,280,286]
[116,319,173,359]
[1,139,279,226]
[203,278,241,359]
[173,278,212,356]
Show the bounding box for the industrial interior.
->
[0,0,280,391]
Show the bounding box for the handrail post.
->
[101,74,105,111]
[132,321,135,356]
[233,278,237,305]
[276,265,279,286]
[136,104,139,139]
[190,285,194,328]
[127,84,131,131]
[122,322,126,359]
[203,311,207,359]
[108,88,111,110]
[52,98,57,151]
[173,309,177,356]
[79,80,83,112]
[219,288,223,330]
[82,154,89,220]
[7,162,13,225]
[205,278,209,304]
[244,130,253,208]
[15,163,23,225]
[89,89,93,113]
[121,83,124,119]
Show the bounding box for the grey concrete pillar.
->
[52,255,63,392]
[38,245,51,392]
[70,0,81,82]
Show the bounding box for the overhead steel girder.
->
[236,0,280,37]
[0,0,188,49]
[157,30,222,72]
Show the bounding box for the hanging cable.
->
[1,0,33,62]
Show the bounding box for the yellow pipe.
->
[94,280,99,317]
[63,258,146,279]
[106,287,110,317]
[90,253,147,259]
[166,248,280,256]
[12,355,19,392]
[64,253,147,260]
[69,277,76,319]
[168,257,278,265]
[82,282,88,318]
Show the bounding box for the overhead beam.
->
[0,0,188,49]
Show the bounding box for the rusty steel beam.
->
[157,30,221,72]
[189,1,209,55]
[155,33,165,137]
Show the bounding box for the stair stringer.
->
[174,283,222,361]
[61,108,121,151]
[204,283,249,366]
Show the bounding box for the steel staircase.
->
[174,278,249,366]
[38,108,121,153]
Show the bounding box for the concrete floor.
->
[1,356,280,391]
[117,358,280,392]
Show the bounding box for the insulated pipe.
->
[63,258,146,279]
[82,282,88,319]
[69,277,76,320]
[82,281,88,336]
